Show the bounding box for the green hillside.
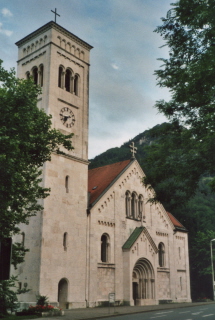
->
[89,123,161,169]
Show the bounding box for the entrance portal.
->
[58,278,68,309]
[132,258,155,305]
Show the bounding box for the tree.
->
[0,60,74,315]
[189,230,215,300]
[0,60,73,240]
[144,0,215,201]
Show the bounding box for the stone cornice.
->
[53,151,89,165]
[15,21,93,51]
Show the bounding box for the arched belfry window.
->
[65,175,69,193]
[158,242,165,267]
[26,72,30,80]
[131,192,138,219]
[58,66,65,88]
[74,74,79,96]
[39,64,44,87]
[65,69,73,92]
[32,67,38,85]
[63,232,68,251]
[138,195,144,220]
[125,191,131,218]
[101,234,110,263]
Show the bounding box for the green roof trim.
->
[122,227,145,250]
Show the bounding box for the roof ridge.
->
[89,159,132,171]
[167,211,187,231]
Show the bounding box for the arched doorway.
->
[132,258,155,305]
[58,278,68,309]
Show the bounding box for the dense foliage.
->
[0,60,73,315]
[143,0,215,299]
[148,0,215,197]
[0,61,73,240]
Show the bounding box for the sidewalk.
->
[42,301,215,320]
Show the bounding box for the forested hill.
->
[89,123,162,169]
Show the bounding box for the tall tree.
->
[144,0,215,199]
[142,0,215,299]
[0,61,73,240]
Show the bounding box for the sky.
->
[0,0,173,159]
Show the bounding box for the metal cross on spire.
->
[129,142,137,158]
[51,8,60,23]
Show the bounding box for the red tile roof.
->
[167,211,186,230]
[88,160,132,206]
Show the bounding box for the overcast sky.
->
[0,0,173,159]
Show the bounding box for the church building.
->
[12,20,191,308]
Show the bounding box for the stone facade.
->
[12,21,191,308]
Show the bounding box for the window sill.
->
[97,263,115,269]
[126,217,141,222]
[157,267,170,273]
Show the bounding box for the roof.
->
[167,211,187,232]
[122,227,158,253]
[15,21,93,50]
[88,159,133,207]
[122,227,144,249]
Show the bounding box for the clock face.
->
[59,107,75,128]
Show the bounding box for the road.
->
[97,304,215,320]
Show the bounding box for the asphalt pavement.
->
[41,301,215,320]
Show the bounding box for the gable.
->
[88,159,133,207]
[122,227,158,254]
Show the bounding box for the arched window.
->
[32,67,38,85]
[39,64,44,87]
[131,192,138,219]
[58,66,64,88]
[26,72,30,80]
[74,74,79,96]
[65,175,69,193]
[138,195,144,220]
[65,69,72,92]
[125,191,131,218]
[158,243,165,267]
[101,234,109,263]
[63,232,68,251]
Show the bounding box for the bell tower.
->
[15,22,93,307]
[16,21,93,160]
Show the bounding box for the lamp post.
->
[210,239,215,301]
